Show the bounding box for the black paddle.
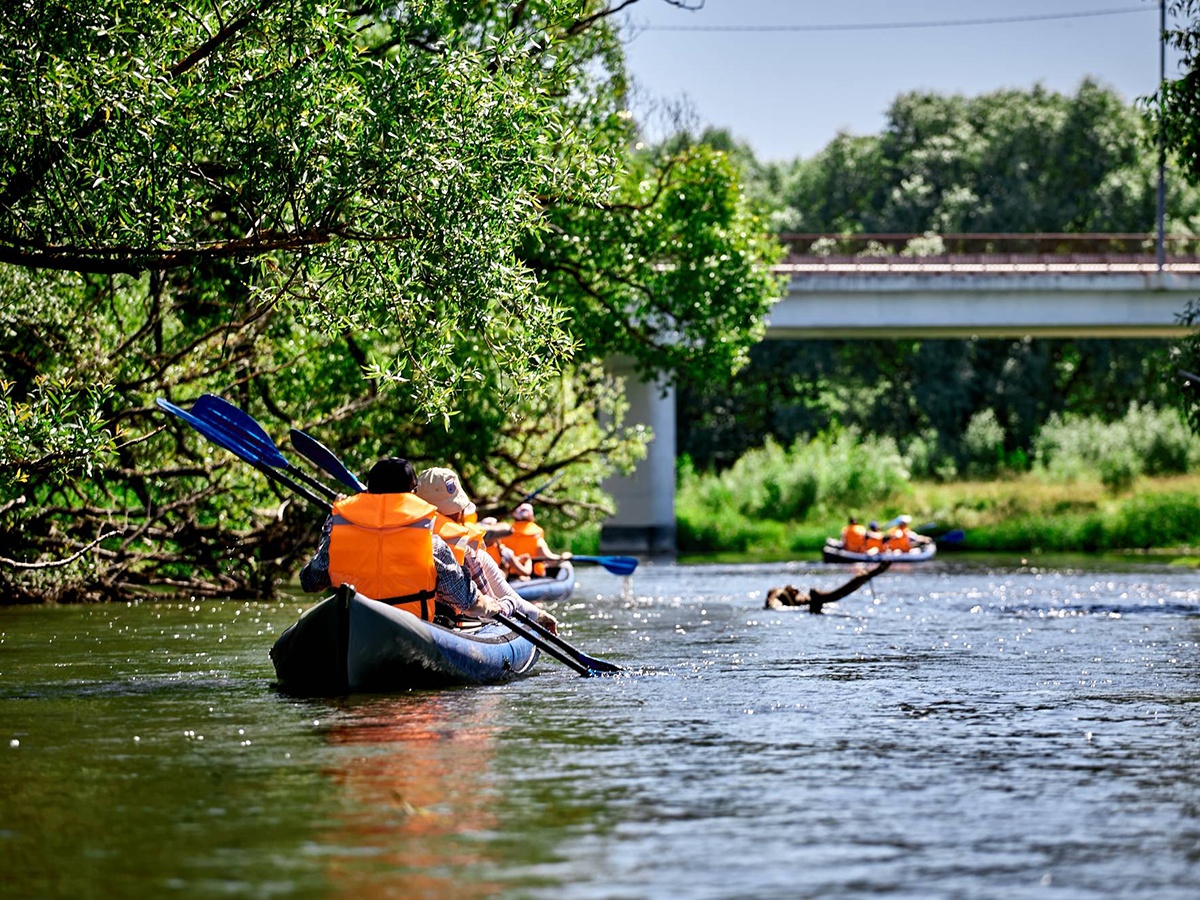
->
[511,610,623,674]
[288,427,367,493]
[494,613,593,676]
[515,472,564,506]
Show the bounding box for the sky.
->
[619,0,1181,162]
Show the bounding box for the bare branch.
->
[0,530,119,570]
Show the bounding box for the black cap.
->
[367,457,416,494]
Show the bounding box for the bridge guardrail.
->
[778,232,1200,258]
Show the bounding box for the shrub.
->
[962,408,1005,478]
[1033,404,1200,485]
[676,428,910,524]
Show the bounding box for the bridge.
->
[598,234,1200,556]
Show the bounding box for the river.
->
[3,558,1200,899]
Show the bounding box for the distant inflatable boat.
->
[822,540,937,564]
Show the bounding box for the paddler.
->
[499,502,571,577]
[298,457,519,626]
[840,517,868,552]
[480,516,534,579]
[886,515,931,552]
[414,466,557,633]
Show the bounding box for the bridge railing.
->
[778,232,1200,261]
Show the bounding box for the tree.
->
[0,1,781,601]
[1155,1,1200,187]
[772,81,1199,237]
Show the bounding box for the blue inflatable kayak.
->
[270,585,539,695]
[512,560,576,604]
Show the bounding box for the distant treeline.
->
[669,80,1194,472]
[698,78,1200,236]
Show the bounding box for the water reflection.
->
[316,691,505,899]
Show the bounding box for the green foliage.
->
[0,0,782,601]
[961,409,1005,478]
[967,492,1200,554]
[679,336,1174,475]
[677,429,910,525]
[0,378,114,494]
[1033,403,1200,491]
[761,80,1200,234]
[533,140,784,388]
[1152,2,1200,187]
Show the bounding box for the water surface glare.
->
[3,560,1200,898]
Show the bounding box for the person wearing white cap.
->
[885,515,929,553]
[501,502,570,577]
[415,467,558,634]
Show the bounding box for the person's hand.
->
[474,594,514,621]
[560,551,573,560]
[536,609,559,635]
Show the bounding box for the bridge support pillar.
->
[600,359,677,556]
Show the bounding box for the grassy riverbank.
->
[675,473,1200,562]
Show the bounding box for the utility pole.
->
[1157,0,1167,271]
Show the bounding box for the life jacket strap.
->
[382,588,438,621]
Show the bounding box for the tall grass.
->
[678,428,910,522]
[676,429,912,553]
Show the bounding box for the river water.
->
[3,558,1200,899]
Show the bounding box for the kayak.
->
[822,540,938,564]
[512,560,576,604]
[269,585,539,695]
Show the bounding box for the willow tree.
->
[0,0,780,601]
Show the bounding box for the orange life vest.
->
[463,522,486,555]
[841,523,867,553]
[502,520,547,576]
[432,513,472,565]
[889,527,912,552]
[865,531,886,552]
[328,492,438,620]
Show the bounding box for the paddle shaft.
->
[516,472,563,508]
[512,610,622,673]
[495,612,592,676]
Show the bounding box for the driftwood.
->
[765,561,891,614]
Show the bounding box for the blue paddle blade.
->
[940,529,965,544]
[192,394,289,468]
[159,397,331,509]
[573,555,638,576]
[289,428,365,492]
[157,398,262,465]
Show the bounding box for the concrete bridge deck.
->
[767,258,1200,338]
